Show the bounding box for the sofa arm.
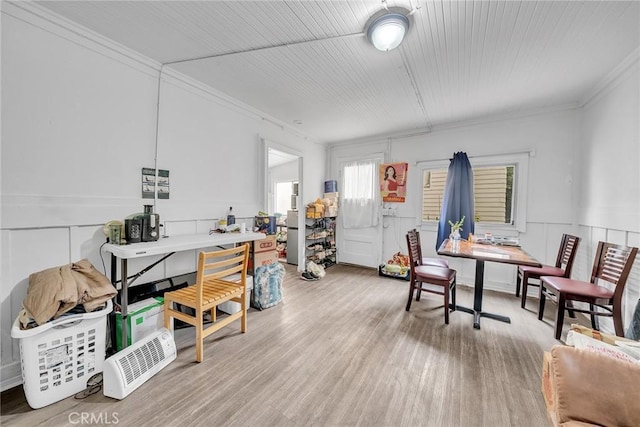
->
[548,345,640,427]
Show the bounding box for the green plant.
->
[448,216,465,232]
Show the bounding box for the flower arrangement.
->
[448,216,465,232]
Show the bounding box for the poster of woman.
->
[380,162,408,202]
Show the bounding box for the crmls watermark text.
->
[68,412,119,424]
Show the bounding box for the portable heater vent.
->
[103,328,176,400]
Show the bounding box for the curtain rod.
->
[414,149,535,165]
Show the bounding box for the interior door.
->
[336,155,383,268]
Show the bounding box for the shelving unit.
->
[276,223,287,261]
[305,216,336,268]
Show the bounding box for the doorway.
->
[263,139,304,271]
[336,154,384,268]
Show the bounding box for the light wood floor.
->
[1,263,571,426]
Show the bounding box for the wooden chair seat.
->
[541,277,614,300]
[422,258,449,268]
[538,241,637,340]
[414,265,456,282]
[166,279,244,308]
[519,265,564,277]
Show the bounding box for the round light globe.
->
[367,13,410,51]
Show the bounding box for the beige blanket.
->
[23,259,117,326]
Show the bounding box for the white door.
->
[337,156,383,268]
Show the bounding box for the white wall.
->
[0,3,325,390]
[329,109,579,291]
[575,54,640,334]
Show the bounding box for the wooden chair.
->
[406,230,456,324]
[164,244,250,362]
[516,233,581,309]
[538,241,638,340]
[413,229,450,267]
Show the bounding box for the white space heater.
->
[103,328,176,399]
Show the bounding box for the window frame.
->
[417,152,529,233]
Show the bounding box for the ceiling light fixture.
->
[366,12,410,51]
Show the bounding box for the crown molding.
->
[3,1,161,76]
[160,67,314,142]
[4,1,316,144]
[328,102,579,147]
[580,47,640,108]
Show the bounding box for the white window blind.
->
[422,166,514,224]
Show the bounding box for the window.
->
[341,158,379,228]
[422,166,514,223]
[343,162,376,200]
[419,153,529,231]
[275,181,297,214]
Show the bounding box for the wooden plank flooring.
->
[1,263,568,426]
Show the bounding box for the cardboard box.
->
[248,246,278,272]
[253,250,277,267]
[254,234,277,253]
[218,275,254,315]
[116,297,164,351]
[306,206,323,218]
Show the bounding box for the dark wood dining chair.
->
[413,229,450,267]
[538,241,638,340]
[406,229,456,324]
[516,233,581,309]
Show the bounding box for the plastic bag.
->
[307,261,325,278]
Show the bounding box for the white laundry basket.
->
[11,300,112,409]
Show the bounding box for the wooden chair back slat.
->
[406,229,421,267]
[591,242,637,299]
[196,246,248,303]
[555,234,581,276]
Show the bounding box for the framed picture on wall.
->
[380,162,408,203]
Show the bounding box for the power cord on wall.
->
[99,241,108,276]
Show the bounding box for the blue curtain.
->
[436,152,475,249]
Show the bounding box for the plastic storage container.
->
[218,276,254,315]
[11,300,112,409]
[324,180,338,193]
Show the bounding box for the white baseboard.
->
[1,362,23,392]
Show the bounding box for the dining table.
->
[437,238,541,329]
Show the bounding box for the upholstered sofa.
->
[542,326,640,426]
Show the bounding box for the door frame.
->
[261,138,305,271]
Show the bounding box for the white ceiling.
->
[34,1,640,144]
